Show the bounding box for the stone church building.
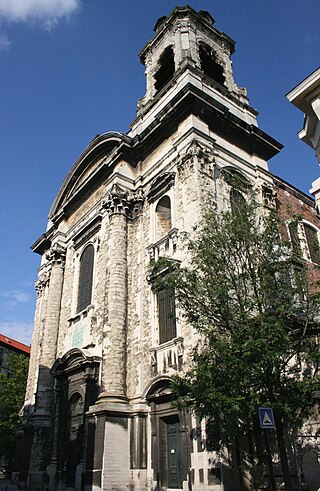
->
[15,6,320,491]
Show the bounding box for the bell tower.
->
[137,6,249,113]
[130,5,281,170]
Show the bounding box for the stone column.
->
[13,274,49,488]
[84,185,131,491]
[24,272,49,411]
[35,242,66,415]
[98,184,129,403]
[27,242,66,491]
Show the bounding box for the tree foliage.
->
[0,353,29,462]
[149,193,320,488]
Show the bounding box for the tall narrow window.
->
[303,224,320,264]
[158,288,176,344]
[77,244,94,312]
[230,188,245,214]
[288,222,301,255]
[156,196,172,240]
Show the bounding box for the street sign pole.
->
[264,428,277,491]
[258,407,276,490]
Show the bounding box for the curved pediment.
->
[143,375,172,401]
[51,347,100,377]
[49,132,133,220]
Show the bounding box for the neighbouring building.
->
[15,7,320,491]
[0,334,30,473]
[287,68,320,208]
[0,333,30,374]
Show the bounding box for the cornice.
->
[131,82,282,162]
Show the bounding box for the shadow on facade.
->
[13,351,100,490]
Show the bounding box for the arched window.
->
[77,244,94,313]
[199,43,225,86]
[230,188,246,214]
[154,46,175,93]
[156,196,172,240]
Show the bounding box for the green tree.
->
[149,193,320,491]
[0,353,29,466]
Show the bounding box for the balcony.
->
[147,228,178,261]
[149,337,184,375]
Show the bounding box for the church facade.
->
[15,6,320,491]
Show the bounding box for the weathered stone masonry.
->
[15,6,320,491]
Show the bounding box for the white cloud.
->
[1,290,31,308]
[0,0,81,29]
[0,321,33,345]
[0,33,11,51]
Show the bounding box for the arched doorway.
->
[146,379,190,489]
[65,393,84,488]
[50,349,100,491]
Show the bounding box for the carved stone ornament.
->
[127,188,145,217]
[35,273,49,297]
[102,184,130,216]
[45,242,66,265]
[261,183,277,208]
[102,184,145,217]
[177,140,216,180]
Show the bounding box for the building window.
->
[230,188,246,214]
[288,221,301,255]
[77,244,94,313]
[155,46,175,93]
[303,223,320,264]
[155,195,172,240]
[158,288,176,344]
[288,221,320,265]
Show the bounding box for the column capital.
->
[35,273,49,298]
[45,242,66,266]
[102,184,130,216]
[102,184,145,217]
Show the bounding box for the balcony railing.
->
[147,228,178,261]
[149,336,184,375]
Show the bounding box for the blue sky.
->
[0,0,318,345]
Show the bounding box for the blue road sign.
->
[258,407,275,429]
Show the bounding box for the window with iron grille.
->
[158,288,176,344]
[77,244,94,313]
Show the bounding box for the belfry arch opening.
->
[155,195,172,240]
[154,46,175,93]
[199,42,225,86]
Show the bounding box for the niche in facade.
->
[199,43,225,86]
[156,196,172,240]
[154,46,175,93]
